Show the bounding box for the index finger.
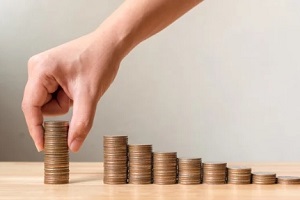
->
[22,79,48,152]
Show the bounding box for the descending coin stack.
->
[178,158,202,184]
[202,162,227,184]
[153,152,177,184]
[44,121,69,184]
[277,176,300,185]
[252,172,276,184]
[103,136,128,184]
[128,144,152,184]
[227,166,252,184]
[102,136,300,186]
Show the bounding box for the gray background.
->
[1,0,300,162]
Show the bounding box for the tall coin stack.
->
[252,172,276,184]
[44,121,69,184]
[153,152,177,185]
[128,144,152,184]
[227,166,252,184]
[178,158,202,184]
[202,162,227,184]
[103,136,128,184]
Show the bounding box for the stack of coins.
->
[103,135,128,184]
[277,176,300,185]
[178,158,202,184]
[227,166,252,184]
[202,162,227,184]
[44,121,69,184]
[153,152,177,184]
[252,172,276,184]
[128,144,152,184]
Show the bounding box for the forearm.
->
[23,0,202,152]
[95,0,203,58]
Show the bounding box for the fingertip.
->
[69,137,84,152]
[68,122,87,152]
[32,127,44,152]
[22,80,47,152]
[68,120,91,152]
[68,94,97,153]
[35,143,44,152]
[22,105,44,152]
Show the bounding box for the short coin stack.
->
[202,162,227,184]
[153,152,177,184]
[178,158,202,184]
[44,121,69,184]
[227,166,252,184]
[252,172,276,184]
[103,136,128,184]
[277,176,300,185]
[128,144,152,184]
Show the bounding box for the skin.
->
[22,0,203,152]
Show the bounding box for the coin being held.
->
[43,121,69,184]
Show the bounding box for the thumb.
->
[68,94,97,152]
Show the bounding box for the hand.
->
[22,0,201,152]
[22,30,124,152]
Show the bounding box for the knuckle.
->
[21,101,29,113]
[28,54,43,70]
[27,54,56,74]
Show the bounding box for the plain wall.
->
[1,0,300,162]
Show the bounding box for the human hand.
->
[22,0,202,152]
[22,30,124,152]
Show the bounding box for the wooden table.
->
[0,162,300,199]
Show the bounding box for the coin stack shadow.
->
[277,176,300,185]
[227,166,252,184]
[44,121,69,184]
[202,162,227,184]
[178,158,202,184]
[128,144,152,184]
[153,152,177,184]
[103,136,128,184]
[252,172,277,184]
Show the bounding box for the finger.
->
[22,80,48,152]
[42,89,71,115]
[68,93,97,152]
[45,93,52,104]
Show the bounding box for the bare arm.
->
[22,0,203,152]
[102,0,202,55]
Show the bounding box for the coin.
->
[178,158,201,185]
[152,152,177,185]
[128,144,152,184]
[277,176,300,185]
[252,172,276,184]
[43,121,69,184]
[202,162,227,184]
[103,135,128,184]
[226,166,252,185]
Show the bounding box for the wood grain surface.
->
[0,162,300,200]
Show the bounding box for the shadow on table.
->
[69,174,101,184]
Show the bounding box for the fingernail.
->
[35,144,43,152]
[70,139,81,152]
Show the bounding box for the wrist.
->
[93,19,135,62]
